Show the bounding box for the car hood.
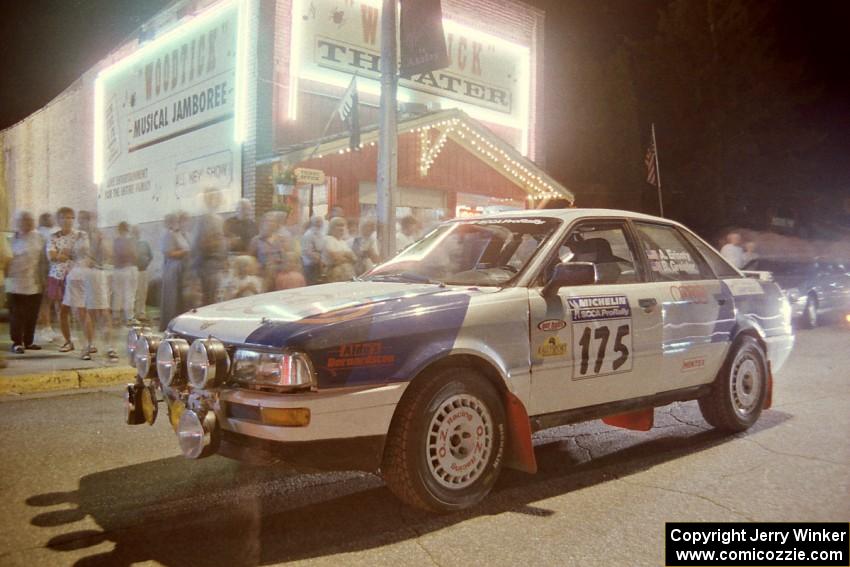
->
[169,281,474,344]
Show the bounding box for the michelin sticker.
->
[568,295,633,379]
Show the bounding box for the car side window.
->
[546,221,640,285]
[680,229,740,277]
[633,222,714,282]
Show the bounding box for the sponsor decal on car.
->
[537,319,567,332]
[670,284,710,304]
[537,336,567,357]
[568,295,631,322]
[681,356,706,372]
[327,341,396,369]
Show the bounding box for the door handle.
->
[717,298,727,306]
[638,298,657,311]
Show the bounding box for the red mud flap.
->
[503,391,537,474]
[763,361,774,410]
[601,408,654,431]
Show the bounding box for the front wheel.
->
[698,336,768,432]
[381,366,506,512]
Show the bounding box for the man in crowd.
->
[192,188,228,306]
[720,231,745,269]
[132,226,153,323]
[5,211,45,354]
[301,216,325,285]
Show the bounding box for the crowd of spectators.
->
[1,189,424,365]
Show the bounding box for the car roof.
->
[457,208,681,226]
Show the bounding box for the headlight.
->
[232,349,314,390]
[157,338,190,388]
[187,338,230,389]
[133,334,161,379]
[127,327,147,365]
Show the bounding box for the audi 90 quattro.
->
[125,209,794,512]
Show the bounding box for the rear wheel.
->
[698,336,767,432]
[381,366,506,512]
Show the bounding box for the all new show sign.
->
[95,0,248,226]
[290,0,532,152]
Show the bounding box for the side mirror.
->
[542,262,597,296]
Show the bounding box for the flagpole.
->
[652,123,664,218]
[377,0,398,260]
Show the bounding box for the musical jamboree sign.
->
[291,0,531,136]
[95,0,243,226]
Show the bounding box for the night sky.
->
[1,0,848,209]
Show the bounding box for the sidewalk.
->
[0,313,159,395]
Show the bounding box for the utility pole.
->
[376,0,398,260]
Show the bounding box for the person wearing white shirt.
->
[720,231,745,269]
[6,211,45,353]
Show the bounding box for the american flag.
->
[645,137,659,187]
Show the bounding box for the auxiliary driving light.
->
[126,327,149,366]
[133,334,161,379]
[187,338,230,389]
[177,409,219,459]
[157,338,190,388]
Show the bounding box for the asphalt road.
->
[1,325,849,567]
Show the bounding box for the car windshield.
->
[364,217,562,287]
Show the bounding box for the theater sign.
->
[290,0,531,150]
[94,0,247,226]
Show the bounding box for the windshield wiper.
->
[368,272,445,286]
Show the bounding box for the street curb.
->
[0,367,136,395]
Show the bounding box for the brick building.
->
[0,0,571,244]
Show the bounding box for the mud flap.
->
[503,391,537,474]
[601,407,654,431]
[763,361,774,410]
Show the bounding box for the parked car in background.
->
[744,258,850,327]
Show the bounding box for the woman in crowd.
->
[248,212,285,289]
[47,207,84,353]
[351,218,379,275]
[35,212,58,343]
[160,213,190,331]
[5,211,45,354]
[322,217,356,283]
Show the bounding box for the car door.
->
[528,219,663,415]
[632,222,734,391]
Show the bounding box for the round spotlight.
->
[187,338,229,390]
[126,327,146,366]
[133,334,161,379]
[157,338,190,388]
[177,409,219,459]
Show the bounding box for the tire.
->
[802,295,818,329]
[698,336,768,432]
[381,366,506,513]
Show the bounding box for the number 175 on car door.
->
[569,295,634,380]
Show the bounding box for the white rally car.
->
[126,209,794,512]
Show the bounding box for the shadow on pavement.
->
[26,404,791,566]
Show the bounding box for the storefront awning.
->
[259,109,573,204]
